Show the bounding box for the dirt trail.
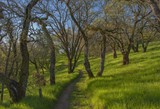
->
[54,71,83,109]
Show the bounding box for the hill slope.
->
[71,42,160,109]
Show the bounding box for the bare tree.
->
[64,0,97,78]
[138,19,158,52]
[37,0,84,73]
[0,0,40,102]
[18,0,41,100]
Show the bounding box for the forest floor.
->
[54,71,83,109]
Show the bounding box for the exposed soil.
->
[54,71,83,109]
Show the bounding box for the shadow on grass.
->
[87,60,160,108]
[16,96,53,109]
[0,95,54,109]
[56,62,67,72]
[56,58,84,73]
[98,89,160,109]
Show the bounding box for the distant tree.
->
[104,1,151,65]
[138,19,158,52]
[89,20,116,76]
[125,0,160,21]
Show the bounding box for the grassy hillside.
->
[0,55,78,109]
[71,41,160,109]
[0,42,160,109]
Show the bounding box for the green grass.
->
[0,55,79,109]
[1,42,160,109]
[71,41,160,109]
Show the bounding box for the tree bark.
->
[97,35,106,77]
[39,88,42,98]
[84,42,94,78]
[19,0,40,101]
[113,47,117,59]
[0,73,19,102]
[128,38,136,53]
[50,46,56,85]
[135,42,139,52]
[68,58,73,73]
[122,52,129,65]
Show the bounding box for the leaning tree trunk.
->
[84,42,94,78]
[97,35,106,77]
[19,0,40,101]
[122,52,129,65]
[50,45,56,85]
[0,73,19,102]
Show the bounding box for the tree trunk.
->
[35,61,40,74]
[97,35,106,77]
[84,42,94,78]
[143,47,147,52]
[68,58,73,73]
[128,38,135,53]
[135,42,139,52]
[113,47,117,59]
[71,58,78,74]
[122,52,129,65]
[142,42,148,52]
[19,0,40,101]
[50,46,56,85]
[0,73,19,102]
[39,88,42,98]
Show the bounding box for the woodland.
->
[0,0,160,109]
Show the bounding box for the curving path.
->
[54,71,83,109]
